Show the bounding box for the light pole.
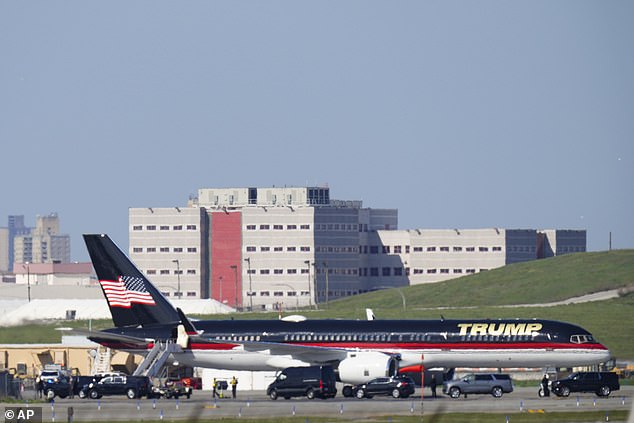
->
[23,262,31,302]
[274,284,299,310]
[304,260,312,309]
[172,259,181,298]
[219,276,223,304]
[244,258,253,311]
[230,265,238,310]
[322,262,329,306]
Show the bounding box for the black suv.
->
[552,372,620,397]
[353,375,416,399]
[442,373,513,398]
[81,375,151,399]
[267,366,337,400]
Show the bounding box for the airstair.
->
[91,346,112,375]
[132,340,182,378]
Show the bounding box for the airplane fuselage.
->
[96,318,610,374]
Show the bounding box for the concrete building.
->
[13,213,70,265]
[130,186,398,309]
[129,186,587,307]
[538,229,587,258]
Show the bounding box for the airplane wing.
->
[71,328,154,349]
[227,339,350,363]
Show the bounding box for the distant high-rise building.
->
[7,215,31,272]
[13,213,71,265]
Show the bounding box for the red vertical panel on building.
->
[210,211,242,307]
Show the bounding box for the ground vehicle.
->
[442,373,513,398]
[266,366,337,400]
[149,380,192,399]
[551,372,620,397]
[42,377,72,399]
[80,375,151,399]
[352,375,416,399]
[39,369,67,383]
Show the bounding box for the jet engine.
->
[337,351,400,385]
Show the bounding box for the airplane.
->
[81,234,612,385]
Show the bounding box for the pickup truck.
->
[81,375,151,399]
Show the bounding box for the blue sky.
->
[1,1,632,262]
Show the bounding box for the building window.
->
[440,246,449,252]
[453,269,463,273]
[187,247,197,253]
[246,225,256,230]
[493,246,502,251]
[147,247,156,253]
[394,246,402,254]
[160,247,169,253]
[287,291,297,296]
[300,224,310,230]
[173,225,182,230]
[394,267,403,276]
[174,247,183,253]
[146,225,156,231]
[160,225,169,231]
[246,246,256,252]
[133,247,143,253]
[300,246,310,252]
[370,267,379,276]
[427,269,437,274]
[274,291,283,297]
[427,246,436,252]
[260,246,270,252]
[273,225,283,230]
[287,269,297,274]
[466,247,475,252]
[186,225,197,230]
[274,246,283,252]
[440,268,449,274]
[260,269,270,275]
[479,247,489,252]
[382,267,391,276]
[187,292,196,297]
[453,246,463,252]
[287,224,297,230]
[133,225,142,231]
[370,246,379,254]
[287,246,296,252]
[413,247,423,252]
[160,269,169,275]
[301,268,309,274]
[187,269,196,275]
[260,291,270,296]
[146,269,156,275]
[274,269,283,274]
[260,224,270,230]
[382,246,390,254]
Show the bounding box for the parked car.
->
[39,369,68,383]
[552,372,620,397]
[42,377,72,399]
[267,365,337,400]
[442,373,513,398]
[80,375,151,399]
[353,375,416,399]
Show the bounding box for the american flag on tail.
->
[99,276,156,308]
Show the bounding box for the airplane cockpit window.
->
[570,334,594,344]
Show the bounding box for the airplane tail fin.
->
[83,234,181,328]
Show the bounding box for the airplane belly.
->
[174,350,275,371]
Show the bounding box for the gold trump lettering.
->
[457,322,543,337]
